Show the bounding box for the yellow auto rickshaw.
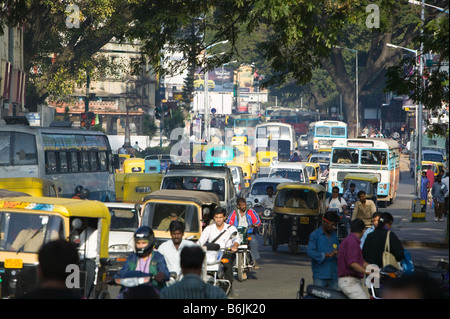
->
[0,196,111,299]
[256,149,278,177]
[304,162,322,184]
[343,173,379,206]
[116,154,131,173]
[123,158,145,173]
[271,183,327,254]
[232,135,248,145]
[0,177,59,197]
[115,173,163,203]
[140,189,220,247]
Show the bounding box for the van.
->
[160,164,236,213]
[228,165,247,198]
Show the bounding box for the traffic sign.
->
[211,108,216,114]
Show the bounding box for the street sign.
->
[211,108,216,114]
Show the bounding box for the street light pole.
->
[203,40,229,142]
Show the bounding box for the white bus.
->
[0,122,116,201]
[255,122,297,160]
[307,120,347,152]
[328,138,400,206]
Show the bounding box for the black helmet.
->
[80,188,90,199]
[134,226,155,257]
[75,185,83,194]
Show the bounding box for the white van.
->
[268,162,310,183]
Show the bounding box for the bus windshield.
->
[332,149,388,165]
[331,127,346,137]
[315,126,330,137]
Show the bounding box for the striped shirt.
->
[160,274,227,299]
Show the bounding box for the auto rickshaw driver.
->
[286,190,308,208]
[158,211,185,230]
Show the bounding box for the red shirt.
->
[426,169,435,187]
[337,233,365,278]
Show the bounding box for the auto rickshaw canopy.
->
[0,177,59,197]
[273,182,327,215]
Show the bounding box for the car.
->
[104,202,141,273]
[246,177,293,208]
[298,134,308,150]
[160,164,237,213]
[229,165,248,198]
[268,162,310,184]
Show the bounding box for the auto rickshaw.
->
[231,135,248,145]
[304,162,322,184]
[123,158,145,173]
[140,189,220,247]
[144,159,161,174]
[342,173,379,205]
[0,177,59,197]
[256,149,278,177]
[115,173,163,203]
[0,196,111,299]
[271,183,327,254]
[422,161,445,177]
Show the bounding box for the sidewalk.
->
[392,209,449,249]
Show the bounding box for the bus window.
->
[69,152,79,172]
[316,127,330,136]
[12,133,37,165]
[361,150,387,165]
[81,152,90,171]
[332,149,359,164]
[98,152,107,171]
[59,152,68,173]
[89,152,98,171]
[331,127,346,137]
[45,151,57,174]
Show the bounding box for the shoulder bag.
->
[382,231,400,269]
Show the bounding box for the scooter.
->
[204,231,237,295]
[107,271,159,299]
[297,278,348,299]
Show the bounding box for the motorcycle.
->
[327,208,350,243]
[254,204,274,246]
[234,226,255,282]
[204,231,237,295]
[107,271,159,299]
[297,278,348,299]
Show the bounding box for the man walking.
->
[431,175,447,222]
[351,191,377,228]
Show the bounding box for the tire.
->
[237,252,245,282]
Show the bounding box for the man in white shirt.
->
[197,207,239,286]
[325,187,348,214]
[260,186,275,209]
[158,220,196,280]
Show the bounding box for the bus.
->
[0,122,116,201]
[307,120,348,152]
[233,115,261,148]
[328,138,400,206]
[254,122,297,161]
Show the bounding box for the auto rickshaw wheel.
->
[271,227,278,252]
[237,252,245,282]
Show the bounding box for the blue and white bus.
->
[0,122,116,201]
[307,120,347,152]
[328,138,400,206]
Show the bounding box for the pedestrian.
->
[160,246,227,299]
[360,211,382,249]
[420,171,430,212]
[431,175,447,222]
[362,212,404,269]
[227,197,261,270]
[351,190,377,228]
[337,219,370,299]
[426,168,435,207]
[15,240,81,299]
[442,171,449,217]
[306,210,340,290]
[119,226,170,293]
[157,220,196,279]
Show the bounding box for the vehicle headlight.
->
[109,244,133,253]
[263,209,272,217]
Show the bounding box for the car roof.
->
[252,177,293,184]
[143,189,220,205]
[270,162,307,169]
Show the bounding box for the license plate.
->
[300,217,309,224]
[4,258,23,269]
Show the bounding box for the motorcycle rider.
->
[197,207,239,289]
[227,197,261,270]
[119,226,170,292]
[343,183,359,208]
[260,186,275,210]
[157,220,196,281]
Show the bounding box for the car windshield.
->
[142,203,199,232]
[251,182,282,195]
[162,176,225,201]
[109,208,139,232]
[423,153,444,162]
[269,169,304,182]
[0,212,64,253]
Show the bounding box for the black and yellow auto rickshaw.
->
[0,196,111,299]
[271,183,327,254]
[342,173,379,206]
[139,189,220,247]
